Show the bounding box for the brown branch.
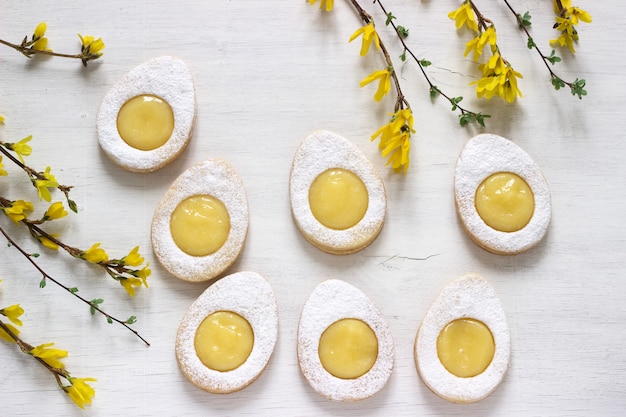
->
[0,144,75,205]
[348,0,409,111]
[0,38,85,60]
[468,0,492,31]
[0,223,150,346]
[502,0,583,93]
[0,319,72,387]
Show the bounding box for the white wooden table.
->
[1,1,624,415]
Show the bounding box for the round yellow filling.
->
[318,318,378,379]
[194,311,254,372]
[475,172,535,232]
[117,94,174,150]
[436,318,495,378]
[308,168,368,230]
[170,195,230,257]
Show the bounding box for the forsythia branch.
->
[0,22,104,66]
[375,0,489,126]
[503,0,587,99]
[0,318,97,409]
[0,223,150,346]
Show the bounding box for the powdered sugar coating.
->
[414,273,510,403]
[151,159,248,282]
[175,271,278,393]
[97,56,195,172]
[297,279,394,401]
[290,131,386,254]
[454,133,551,255]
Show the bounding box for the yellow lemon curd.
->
[194,311,254,372]
[318,318,378,379]
[117,94,174,150]
[308,168,368,230]
[170,195,230,257]
[475,172,534,232]
[436,318,495,378]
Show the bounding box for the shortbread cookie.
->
[290,131,386,254]
[297,279,394,401]
[415,273,510,403]
[151,159,248,282]
[454,133,551,255]
[176,271,278,393]
[97,56,195,172]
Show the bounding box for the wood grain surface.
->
[0,1,623,415]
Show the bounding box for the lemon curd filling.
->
[318,318,378,379]
[194,311,254,372]
[117,94,174,150]
[308,168,368,230]
[475,172,535,232]
[436,318,495,378]
[170,195,230,257]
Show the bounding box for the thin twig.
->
[0,223,150,346]
[368,0,486,121]
[0,145,74,201]
[348,0,409,111]
[468,0,492,30]
[0,38,83,60]
[502,0,576,90]
[0,319,78,394]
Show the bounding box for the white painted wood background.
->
[1,1,623,415]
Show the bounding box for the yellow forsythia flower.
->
[30,342,68,369]
[485,52,507,74]
[32,22,51,51]
[1,304,24,326]
[44,201,68,221]
[8,135,32,163]
[448,1,478,32]
[32,37,50,51]
[90,39,105,55]
[39,235,60,250]
[567,7,592,25]
[550,17,577,53]
[499,66,524,103]
[0,156,7,176]
[349,23,381,57]
[34,22,47,39]
[382,130,411,174]
[371,109,414,152]
[121,277,144,297]
[308,0,333,12]
[0,114,5,123]
[464,26,498,62]
[127,262,152,293]
[78,34,105,56]
[81,242,109,264]
[479,26,497,51]
[3,199,34,223]
[371,108,415,174]
[135,263,151,287]
[360,68,392,102]
[550,3,591,53]
[0,321,20,342]
[122,246,144,267]
[35,166,59,202]
[65,377,97,410]
[474,76,501,100]
[464,36,482,61]
[472,53,523,103]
